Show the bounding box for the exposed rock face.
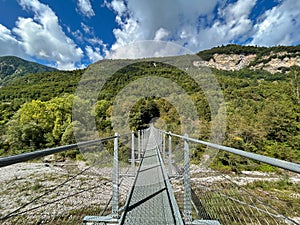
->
[207,54,256,71]
[251,55,300,74]
[195,52,300,74]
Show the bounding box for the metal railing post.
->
[168,132,172,175]
[138,130,141,161]
[131,131,135,173]
[112,133,119,219]
[184,133,192,223]
[158,130,161,150]
[141,130,144,153]
[160,131,163,151]
[163,132,166,161]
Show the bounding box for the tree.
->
[290,66,300,104]
[6,95,74,152]
[129,98,160,130]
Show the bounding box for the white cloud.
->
[0,24,26,57]
[80,22,106,56]
[108,0,300,57]
[86,45,103,62]
[86,37,104,46]
[14,0,84,69]
[195,0,256,50]
[72,29,84,42]
[251,0,300,46]
[77,0,95,18]
[106,0,258,58]
[221,0,255,19]
[110,0,126,15]
[106,40,192,59]
[154,28,170,41]
[81,22,92,34]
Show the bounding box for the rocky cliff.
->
[196,45,300,74]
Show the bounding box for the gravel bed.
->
[0,162,134,224]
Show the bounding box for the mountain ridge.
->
[0,56,57,86]
[1,44,300,85]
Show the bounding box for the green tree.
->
[290,66,300,104]
[6,95,74,152]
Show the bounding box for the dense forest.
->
[0,45,300,171]
[197,44,300,61]
[0,56,57,86]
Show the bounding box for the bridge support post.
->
[141,130,144,153]
[138,130,141,161]
[168,132,172,175]
[131,131,135,173]
[184,133,192,224]
[112,133,119,219]
[163,132,166,161]
[160,130,163,150]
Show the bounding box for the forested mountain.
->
[0,56,57,86]
[0,44,299,171]
[197,44,300,60]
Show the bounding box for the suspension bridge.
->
[0,125,300,225]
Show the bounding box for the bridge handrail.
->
[153,131,184,224]
[0,134,130,168]
[161,130,300,174]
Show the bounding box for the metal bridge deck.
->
[120,130,183,225]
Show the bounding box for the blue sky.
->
[0,0,299,70]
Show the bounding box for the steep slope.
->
[197,44,300,74]
[0,56,57,86]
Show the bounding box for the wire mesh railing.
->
[1,126,299,224]
[155,128,300,225]
[1,163,108,224]
[189,167,300,225]
[0,134,134,225]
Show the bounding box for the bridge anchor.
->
[83,215,118,225]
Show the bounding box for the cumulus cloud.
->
[110,0,126,15]
[154,28,170,41]
[77,0,95,18]
[107,0,300,57]
[106,40,193,59]
[14,0,84,69]
[86,45,103,62]
[195,0,256,49]
[106,0,258,58]
[250,0,300,46]
[0,24,26,57]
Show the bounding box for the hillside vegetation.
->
[197,44,300,61]
[0,56,57,86]
[0,45,300,171]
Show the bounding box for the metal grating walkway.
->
[120,129,183,225]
